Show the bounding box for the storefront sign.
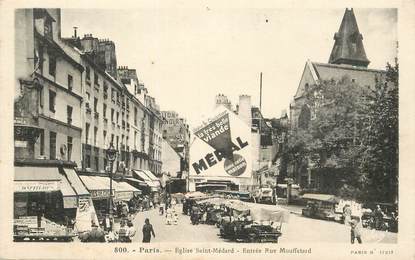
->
[14,140,28,148]
[90,189,110,199]
[14,216,38,228]
[115,191,133,201]
[14,181,59,192]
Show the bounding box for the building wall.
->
[314,64,383,87]
[238,95,252,128]
[15,9,35,100]
[15,8,165,177]
[161,140,181,177]
[79,57,131,174]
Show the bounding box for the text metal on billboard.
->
[192,137,248,174]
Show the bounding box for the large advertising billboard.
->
[189,106,252,179]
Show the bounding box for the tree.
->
[360,61,399,203]
[285,76,369,197]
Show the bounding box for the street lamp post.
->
[106,142,117,231]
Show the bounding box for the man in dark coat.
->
[142,218,155,243]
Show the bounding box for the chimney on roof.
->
[73,26,78,38]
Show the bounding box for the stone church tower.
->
[328,8,370,67]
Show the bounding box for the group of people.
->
[79,218,155,243]
[343,203,399,244]
[372,204,399,232]
[124,195,156,213]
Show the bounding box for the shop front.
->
[14,165,75,225]
[78,175,114,225]
[13,161,91,240]
[63,168,95,232]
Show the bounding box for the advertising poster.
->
[190,106,252,179]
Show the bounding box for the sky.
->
[61,8,397,127]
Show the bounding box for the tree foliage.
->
[360,61,399,203]
[283,62,399,202]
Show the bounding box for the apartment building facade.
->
[15,9,83,165]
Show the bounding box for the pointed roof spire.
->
[328,8,370,67]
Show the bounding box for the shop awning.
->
[134,170,160,190]
[79,176,108,190]
[60,177,76,197]
[64,169,90,196]
[141,170,159,182]
[114,181,141,193]
[133,170,160,188]
[79,175,114,199]
[60,177,77,209]
[133,170,152,182]
[14,166,61,192]
[125,177,146,185]
[113,181,141,201]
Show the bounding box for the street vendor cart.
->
[219,200,290,243]
[246,207,290,243]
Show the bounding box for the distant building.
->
[117,66,165,177]
[160,110,190,177]
[161,139,182,177]
[214,93,232,110]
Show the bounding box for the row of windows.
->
[45,50,75,94]
[85,66,101,87]
[39,130,73,161]
[41,89,76,126]
[85,122,143,151]
[83,153,149,172]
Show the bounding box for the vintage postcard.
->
[0,0,414,259]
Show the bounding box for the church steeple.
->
[328,8,370,67]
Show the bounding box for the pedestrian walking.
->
[165,207,173,225]
[374,205,384,230]
[159,202,165,215]
[350,217,363,244]
[142,218,155,243]
[127,221,136,242]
